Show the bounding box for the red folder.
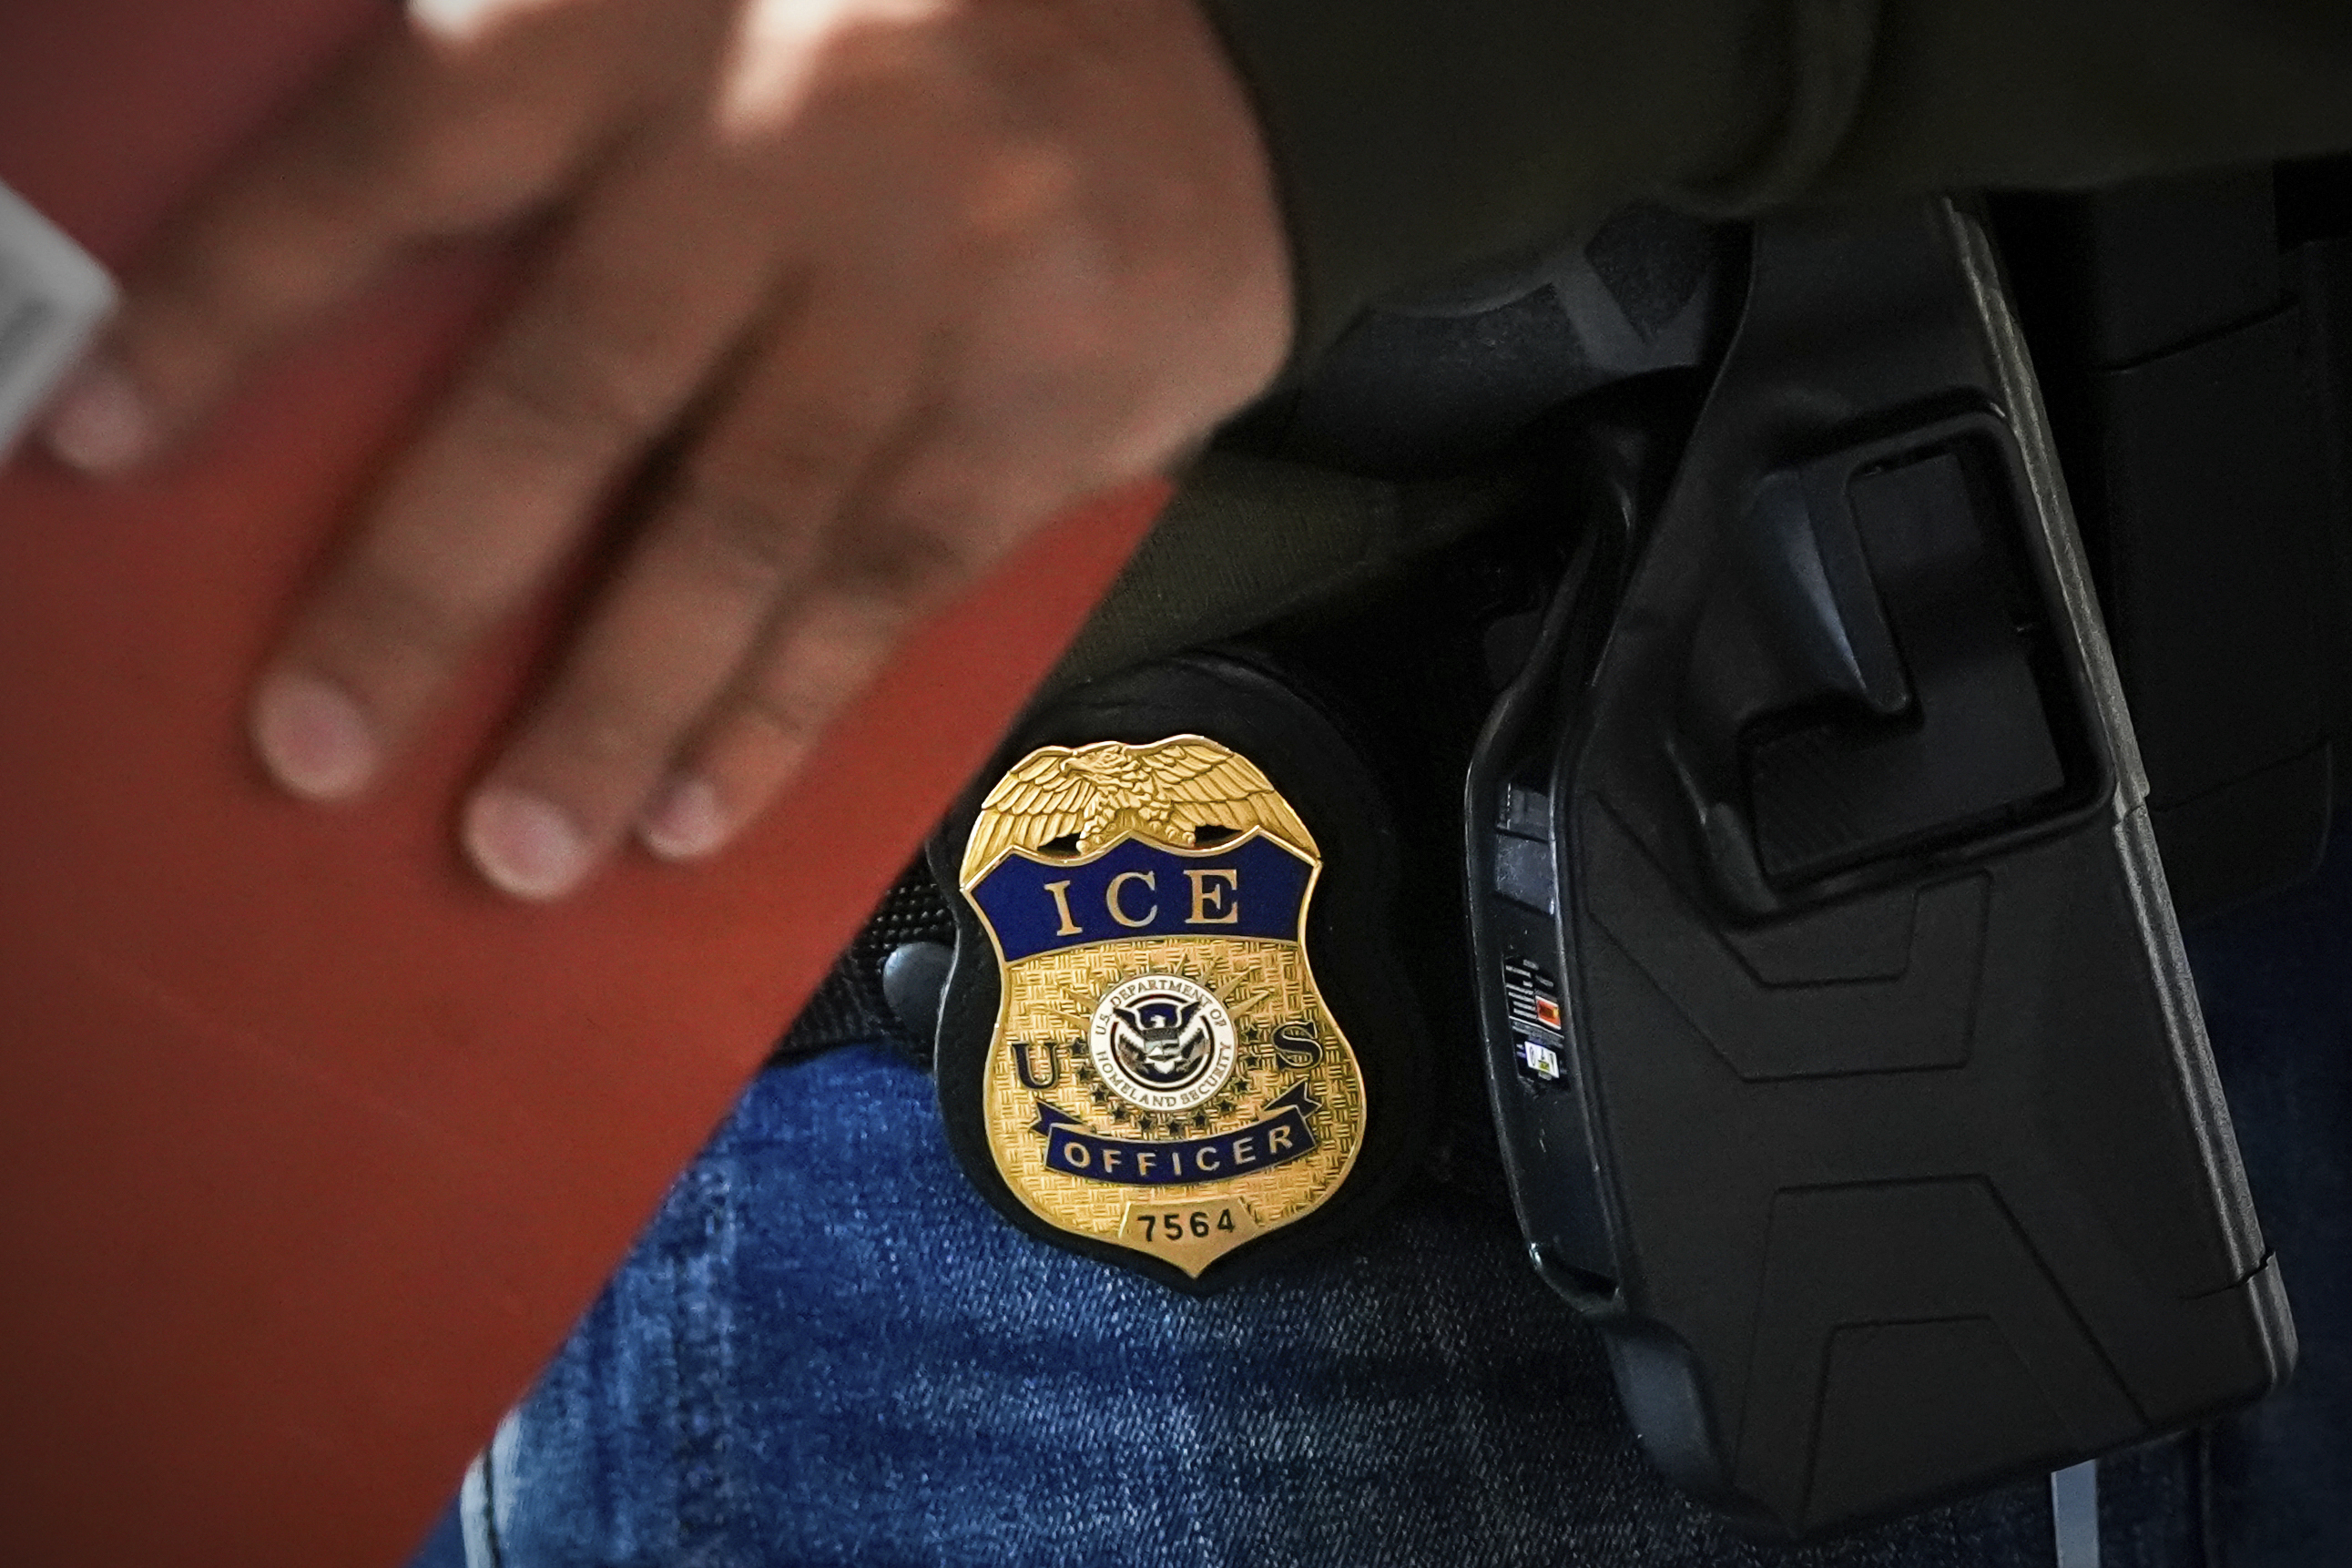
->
[0,5,1162,1562]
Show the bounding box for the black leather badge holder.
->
[931,653,1435,1293]
[1466,201,2296,1538]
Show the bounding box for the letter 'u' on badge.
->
[958,736,1369,1277]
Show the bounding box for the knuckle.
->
[475,335,663,453]
[735,677,830,749]
[387,124,509,222]
[830,513,976,606]
[669,463,799,596]
[330,554,483,668]
[545,675,676,771]
[323,44,551,225]
[720,398,877,502]
[395,88,576,222]
[962,141,1080,240]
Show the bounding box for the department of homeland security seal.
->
[953,737,1369,1278]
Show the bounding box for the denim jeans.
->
[409,826,2352,1568]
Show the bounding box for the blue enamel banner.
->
[971,835,1313,962]
[1033,1084,1321,1186]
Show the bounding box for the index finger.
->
[37,6,639,473]
[247,129,789,806]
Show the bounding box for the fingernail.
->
[464,789,590,901]
[37,357,155,474]
[251,672,380,800]
[638,775,730,862]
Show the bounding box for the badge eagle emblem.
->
[955,735,1370,1278]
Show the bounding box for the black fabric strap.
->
[771,857,956,1071]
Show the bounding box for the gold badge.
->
[956,736,1369,1278]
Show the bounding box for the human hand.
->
[38,0,1290,899]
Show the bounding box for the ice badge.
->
[957,736,1368,1278]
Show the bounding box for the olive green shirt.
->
[1202,0,2352,360]
[1058,0,2352,688]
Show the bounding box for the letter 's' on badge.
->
[930,657,1429,1291]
